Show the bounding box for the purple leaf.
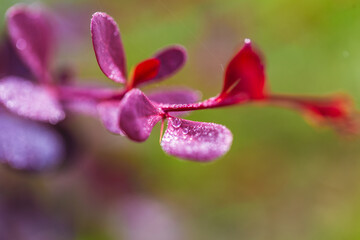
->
[64,98,99,117]
[147,88,201,117]
[0,194,74,239]
[147,88,200,105]
[97,100,125,135]
[60,84,118,116]
[119,89,163,142]
[0,109,65,171]
[0,36,33,80]
[0,76,65,124]
[116,196,183,240]
[91,12,127,83]
[6,5,54,83]
[161,117,233,162]
[152,45,187,82]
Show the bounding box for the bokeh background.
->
[1,0,360,239]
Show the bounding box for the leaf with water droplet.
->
[161,117,233,162]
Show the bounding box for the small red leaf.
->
[129,58,160,88]
[268,94,359,134]
[219,39,266,102]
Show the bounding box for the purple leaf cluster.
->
[90,12,233,161]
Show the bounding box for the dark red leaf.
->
[268,94,360,134]
[219,39,266,102]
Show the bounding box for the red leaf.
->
[129,58,160,88]
[219,39,266,102]
[268,94,359,134]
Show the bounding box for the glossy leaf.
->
[119,89,163,142]
[152,45,187,82]
[0,76,65,124]
[0,109,65,171]
[161,117,233,161]
[219,39,266,101]
[97,100,125,135]
[129,58,160,88]
[91,12,127,83]
[6,5,54,83]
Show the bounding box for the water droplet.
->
[244,38,251,44]
[182,126,189,134]
[171,118,182,128]
[16,39,27,51]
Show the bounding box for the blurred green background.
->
[1,0,360,239]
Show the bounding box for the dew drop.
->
[171,118,182,128]
[16,38,27,51]
[182,126,189,134]
[244,38,251,44]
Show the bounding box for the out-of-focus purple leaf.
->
[60,84,117,116]
[63,98,99,117]
[147,88,200,105]
[51,4,93,48]
[119,89,162,142]
[0,109,65,171]
[91,12,127,83]
[0,194,74,239]
[0,76,65,124]
[152,45,187,82]
[161,117,233,162]
[112,196,183,240]
[97,100,125,135]
[6,5,54,83]
[0,36,33,80]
